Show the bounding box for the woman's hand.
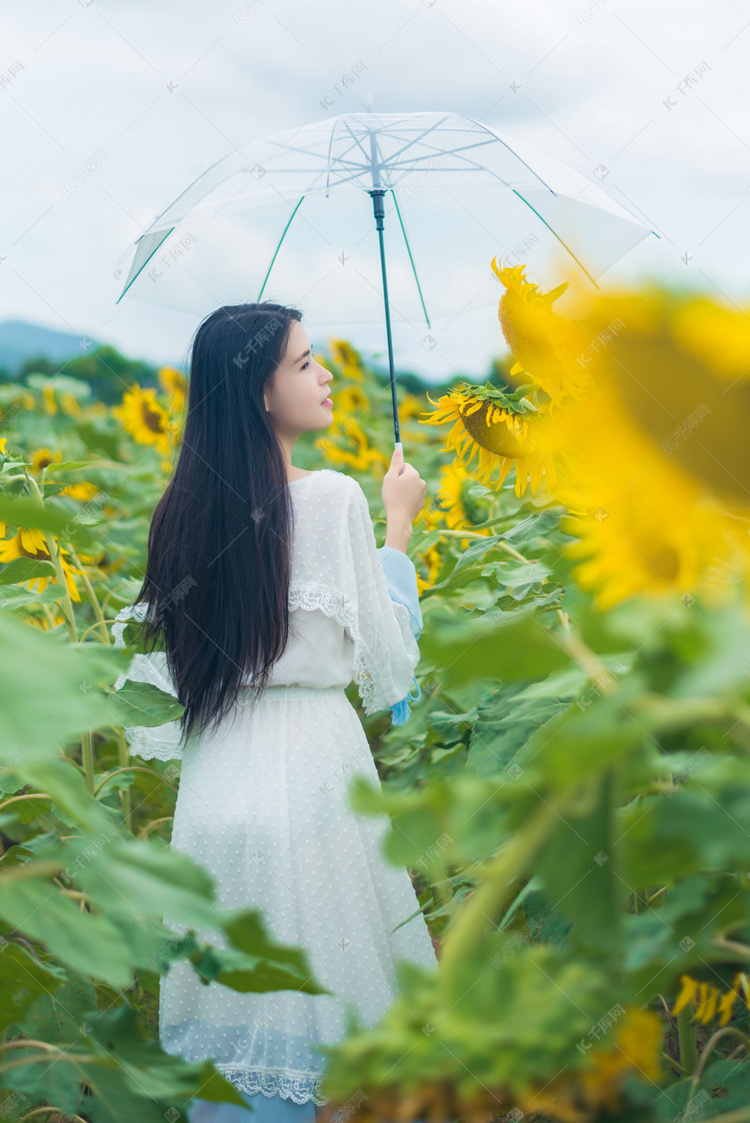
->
[382,444,426,552]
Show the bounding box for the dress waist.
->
[237,683,348,701]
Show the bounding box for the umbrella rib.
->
[361,112,454,171]
[390,190,431,329]
[339,117,386,180]
[510,188,599,287]
[257,196,306,301]
[116,228,175,301]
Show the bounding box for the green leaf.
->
[420,608,571,687]
[0,941,67,1032]
[0,558,57,585]
[189,941,333,996]
[467,668,589,777]
[73,837,218,928]
[0,877,133,986]
[0,612,129,762]
[105,679,183,728]
[17,973,98,1044]
[536,772,622,955]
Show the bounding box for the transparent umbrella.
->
[114,99,659,444]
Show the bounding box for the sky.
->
[0,0,747,383]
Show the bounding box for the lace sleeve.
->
[111,604,188,762]
[343,483,422,724]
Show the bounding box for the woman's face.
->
[264,321,334,436]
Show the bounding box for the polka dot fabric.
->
[111,469,437,1107]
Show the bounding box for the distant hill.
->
[0,320,102,377]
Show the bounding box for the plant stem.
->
[691,1026,750,1088]
[24,473,77,642]
[438,792,575,986]
[677,1000,698,1075]
[65,544,109,643]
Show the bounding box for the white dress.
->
[112,468,437,1110]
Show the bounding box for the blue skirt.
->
[187,1090,316,1123]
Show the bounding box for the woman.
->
[112,302,437,1122]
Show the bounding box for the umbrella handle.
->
[394,439,405,475]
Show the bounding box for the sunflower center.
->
[20,542,50,562]
[461,401,532,458]
[141,405,165,433]
[644,544,681,583]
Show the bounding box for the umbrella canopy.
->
[114,107,659,440]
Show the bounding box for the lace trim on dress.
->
[287,582,390,718]
[216,1064,328,1106]
[111,601,149,649]
[111,603,188,763]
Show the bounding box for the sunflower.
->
[420,382,556,497]
[112,384,173,458]
[492,257,591,411]
[0,526,83,602]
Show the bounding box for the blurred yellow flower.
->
[492,256,590,411]
[158,365,188,416]
[520,283,750,610]
[536,377,739,611]
[327,338,364,382]
[399,393,426,421]
[315,414,389,475]
[333,383,370,417]
[60,480,99,500]
[415,544,442,595]
[30,447,63,473]
[673,971,748,1027]
[59,391,82,418]
[41,385,57,415]
[0,526,83,602]
[519,1007,662,1121]
[562,287,750,508]
[27,609,67,630]
[434,461,492,550]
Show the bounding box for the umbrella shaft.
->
[370,190,400,445]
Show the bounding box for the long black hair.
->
[130,301,303,743]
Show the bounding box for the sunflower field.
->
[2,263,750,1123]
